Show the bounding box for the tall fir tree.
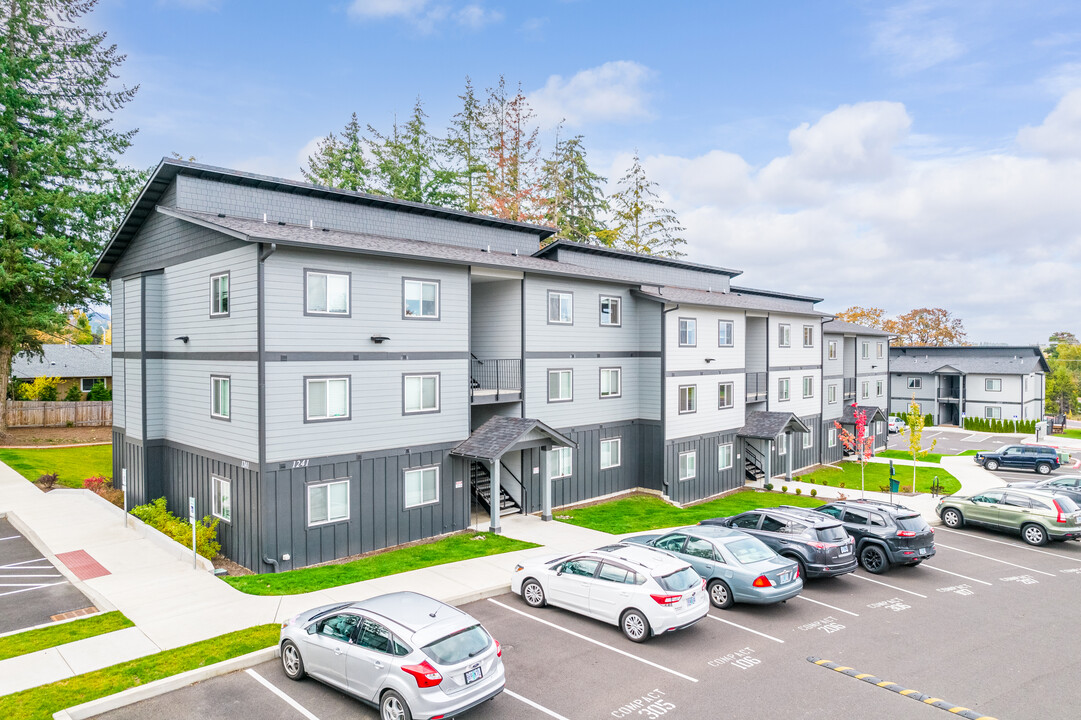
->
[0,0,140,434]
[608,150,687,257]
[301,113,371,191]
[481,76,543,223]
[367,98,458,207]
[541,128,609,245]
[445,77,489,213]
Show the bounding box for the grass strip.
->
[0,611,133,662]
[224,531,539,596]
[0,624,279,720]
[556,490,822,535]
[876,449,944,463]
[797,462,960,495]
[0,445,112,488]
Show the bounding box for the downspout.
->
[258,242,277,571]
[661,303,680,496]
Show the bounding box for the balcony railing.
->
[470,358,522,403]
[746,372,768,402]
[937,387,960,400]
[843,377,856,402]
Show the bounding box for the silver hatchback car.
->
[279,591,504,720]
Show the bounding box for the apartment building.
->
[821,319,890,461]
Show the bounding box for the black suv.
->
[975,444,1060,475]
[812,500,935,574]
[701,507,856,579]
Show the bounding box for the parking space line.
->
[0,574,62,578]
[505,689,572,719]
[0,582,66,597]
[920,565,993,586]
[487,599,699,682]
[245,669,320,720]
[935,544,1056,577]
[795,594,860,617]
[937,528,1081,563]
[0,536,20,541]
[0,559,51,569]
[849,574,928,598]
[707,614,785,643]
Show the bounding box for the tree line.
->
[833,306,968,346]
[1046,331,1080,416]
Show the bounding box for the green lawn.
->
[0,624,278,720]
[0,444,111,488]
[798,462,960,495]
[555,491,822,535]
[0,611,133,662]
[224,531,538,596]
[876,449,944,463]
[1059,428,1081,440]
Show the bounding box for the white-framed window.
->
[211,375,230,420]
[985,378,1002,392]
[876,380,884,397]
[679,317,697,346]
[803,427,813,449]
[306,377,350,421]
[861,381,870,399]
[718,382,734,409]
[548,291,573,324]
[81,378,104,393]
[803,325,814,348]
[548,369,573,402]
[778,323,791,347]
[778,436,787,455]
[404,466,439,508]
[803,376,814,398]
[985,406,1002,419]
[718,444,733,470]
[308,479,349,526]
[778,378,790,401]
[404,374,439,414]
[212,476,231,522]
[718,320,734,347]
[548,446,573,479]
[861,341,870,360]
[403,279,439,318]
[210,272,229,317]
[600,367,622,398]
[876,342,884,359]
[908,377,922,389]
[599,296,621,326]
[305,270,350,315]
[679,384,697,413]
[828,427,837,448]
[828,384,837,404]
[679,451,696,481]
[828,340,837,360]
[876,421,885,434]
[600,438,621,470]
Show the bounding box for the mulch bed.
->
[0,426,111,447]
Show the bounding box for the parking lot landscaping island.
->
[0,612,133,662]
[876,449,978,464]
[796,462,960,494]
[0,445,112,488]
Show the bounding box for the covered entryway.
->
[737,411,811,483]
[839,404,888,451]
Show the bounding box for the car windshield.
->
[422,624,490,665]
[726,537,774,564]
[1053,495,1080,513]
[896,515,930,532]
[654,567,700,592]
[815,525,847,542]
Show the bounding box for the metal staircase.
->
[470,462,522,516]
[744,442,766,483]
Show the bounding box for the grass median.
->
[0,611,133,662]
[0,444,112,488]
[798,461,960,495]
[0,623,279,720]
[875,449,978,464]
[223,531,539,596]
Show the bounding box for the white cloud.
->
[455,4,502,29]
[1017,89,1081,158]
[529,61,655,128]
[348,0,429,19]
[871,1,965,75]
[347,0,501,31]
[1039,62,1081,96]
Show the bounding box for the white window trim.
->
[718,320,734,347]
[828,384,837,404]
[802,375,814,399]
[679,450,697,481]
[679,384,697,414]
[599,295,622,327]
[718,443,733,470]
[403,465,440,509]
[718,381,734,409]
[985,406,1001,419]
[803,325,814,348]
[81,378,103,393]
[307,479,350,527]
[548,369,573,403]
[212,476,231,522]
[305,269,351,316]
[305,376,351,421]
[828,341,837,360]
[908,377,923,390]
[678,318,697,347]
[599,367,622,399]
[210,272,229,317]
[861,381,870,399]
[778,436,787,455]
[403,373,440,414]
[828,427,837,448]
[778,323,791,348]
[803,427,813,449]
[778,378,790,401]
[211,375,230,420]
[876,380,884,397]
[547,290,573,324]
[549,447,573,479]
[600,438,622,470]
[861,341,870,360]
[876,342,884,359]
[985,378,1002,392]
[402,278,440,319]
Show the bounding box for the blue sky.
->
[94,0,1081,343]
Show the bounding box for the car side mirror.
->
[306,624,317,635]
[555,570,563,576]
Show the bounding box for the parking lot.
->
[888,429,1079,484]
[97,525,1081,720]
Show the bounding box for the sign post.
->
[188,496,197,570]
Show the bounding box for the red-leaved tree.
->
[835,405,874,498]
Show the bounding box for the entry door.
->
[547,558,599,612]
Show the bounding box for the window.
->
[985,378,1002,392]
[679,318,697,346]
[828,427,837,447]
[718,444,733,470]
[210,272,229,317]
[211,375,230,420]
[730,513,760,529]
[404,466,439,508]
[306,377,350,421]
[597,563,632,584]
[876,380,884,397]
[861,381,870,399]
[81,378,104,393]
[599,296,621,326]
[803,376,814,398]
[778,436,786,455]
[679,451,696,480]
[548,446,572,479]
[600,368,622,399]
[803,325,814,348]
[404,374,439,414]
[548,291,573,324]
[305,270,350,315]
[876,421,885,434]
[357,619,394,654]
[803,427,813,449]
[403,279,439,319]
[827,384,837,404]
[679,384,697,413]
[778,378,790,401]
[828,340,837,360]
[212,476,230,522]
[860,341,870,360]
[718,320,734,347]
[548,369,573,402]
[718,382,734,409]
[684,537,715,560]
[778,323,791,347]
[600,438,621,469]
[561,558,598,576]
[876,342,884,359]
[308,479,349,526]
[908,377,922,390]
[985,406,1002,419]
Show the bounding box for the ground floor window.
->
[718,444,733,470]
[212,476,231,522]
[549,447,573,479]
[404,466,439,508]
[600,438,621,469]
[828,427,837,448]
[308,479,349,526]
[985,406,1001,419]
[81,378,105,393]
[679,450,696,480]
[803,427,813,449]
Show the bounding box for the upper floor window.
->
[985,378,1002,392]
[861,341,870,360]
[828,340,837,360]
[679,384,697,414]
[876,342,884,359]
[403,279,439,319]
[908,377,922,389]
[548,369,573,402]
[404,466,439,508]
[306,270,350,316]
[828,384,837,404]
[803,325,814,347]
[404,374,440,414]
[306,377,350,421]
[599,296,621,326]
[718,382,734,409]
[679,318,697,347]
[211,375,230,420]
[861,381,870,399]
[718,320,734,347]
[802,376,814,398]
[600,368,622,398]
[778,378,790,401]
[876,380,884,397]
[548,291,573,324]
[210,272,229,317]
[778,324,791,347]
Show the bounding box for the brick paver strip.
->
[55,550,111,581]
[50,607,98,622]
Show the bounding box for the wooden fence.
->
[5,401,113,428]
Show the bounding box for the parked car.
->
[812,499,935,573]
[279,592,504,720]
[974,444,1060,474]
[623,525,802,608]
[511,543,708,643]
[888,416,907,434]
[700,507,857,579]
[937,487,1081,545]
[1011,476,1081,506]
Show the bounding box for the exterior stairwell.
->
[469,462,522,516]
[744,442,766,484]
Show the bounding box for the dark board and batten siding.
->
[664,431,741,505]
[820,418,843,465]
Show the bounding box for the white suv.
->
[511,543,709,642]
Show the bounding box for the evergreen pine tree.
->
[445,77,489,213]
[481,77,543,223]
[367,98,458,207]
[541,128,609,245]
[609,150,687,257]
[301,113,371,191]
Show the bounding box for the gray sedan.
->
[624,525,802,609]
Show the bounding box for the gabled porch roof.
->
[736,411,811,440]
[840,404,887,424]
[450,417,577,462]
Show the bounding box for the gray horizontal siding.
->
[112,199,247,278]
[524,357,647,428]
[471,279,521,359]
[160,245,258,352]
[524,275,645,353]
[161,360,258,462]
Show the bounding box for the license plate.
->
[781,572,793,584]
[919,547,927,555]
[465,667,483,684]
[839,547,851,555]
[687,593,696,606]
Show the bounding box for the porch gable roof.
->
[450,417,577,462]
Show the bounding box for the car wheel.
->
[942,508,964,528]
[859,545,889,574]
[380,690,413,720]
[620,609,650,643]
[521,578,546,608]
[1035,462,1052,475]
[1021,523,1049,546]
[708,579,734,609]
[281,640,305,681]
[791,556,808,581]
[984,459,1000,471]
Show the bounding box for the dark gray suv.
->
[812,500,935,573]
[975,444,1060,475]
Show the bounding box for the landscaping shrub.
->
[962,416,1036,434]
[36,473,59,490]
[30,377,59,402]
[83,476,124,509]
[924,413,933,427]
[763,483,774,491]
[87,381,112,401]
[901,485,912,493]
[6,378,29,400]
[781,486,788,493]
[63,385,84,402]
[795,487,802,495]
[131,498,220,559]
[810,488,817,497]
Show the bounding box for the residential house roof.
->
[449,417,577,461]
[532,239,743,278]
[633,285,830,316]
[822,319,891,337]
[839,405,888,424]
[889,346,1049,375]
[736,411,812,439]
[12,345,112,380]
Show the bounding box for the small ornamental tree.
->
[900,396,937,490]
[835,405,874,498]
[63,384,84,402]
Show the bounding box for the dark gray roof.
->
[633,285,830,316]
[450,417,576,461]
[889,346,1049,374]
[839,404,887,424]
[728,285,823,304]
[533,239,742,278]
[736,411,811,439]
[12,344,112,379]
[822,319,891,337]
[92,158,555,279]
